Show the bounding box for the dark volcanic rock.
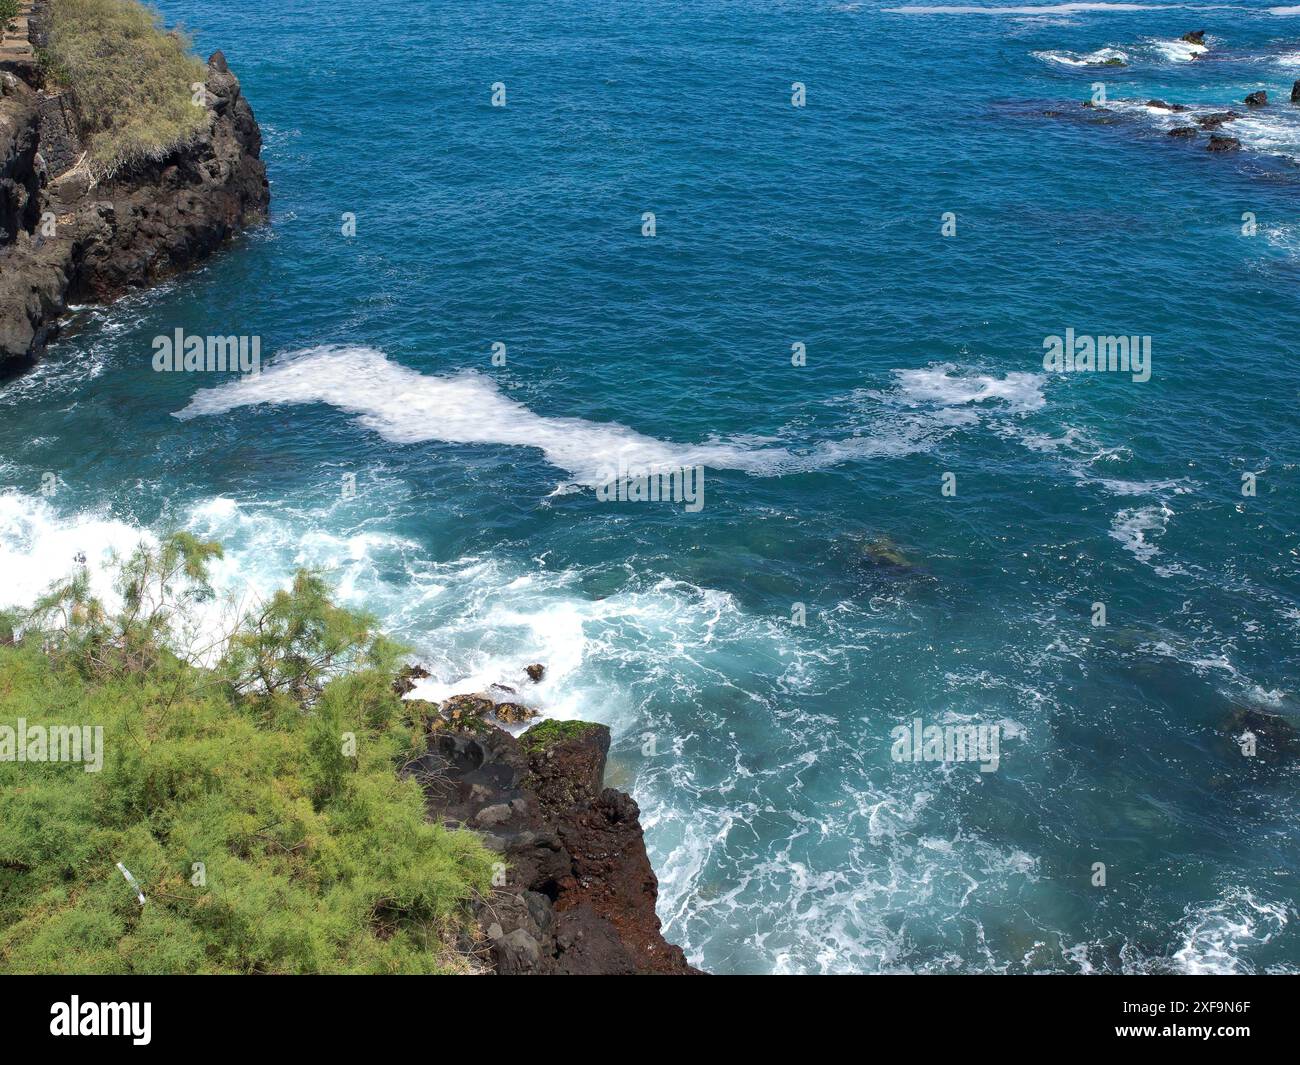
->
[0,50,269,369]
[1292,80,1300,104]
[525,662,545,683]
[1146,100,1189,112]
[1206,134,1242,152]
[1180,30,1205,46]
[1168,126,1199,138]
[392,662,431,696]
[1196,111,1238,130]
[407,718,699,974]
[1245,91,1268,108]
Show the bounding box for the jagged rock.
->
[1206,134,1241,152]
[1245,91,1267,108]
[0,45,269,369]
[1146,100,1189,112]
[392,663,431,696]
[525,663,545,683]
[1180,30,1205,45]
[494,702,538,725]
[405,720,698,974]
[1168,126,1199,138]
[1196,111,1238,130]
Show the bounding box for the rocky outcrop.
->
[1292,80,1300,104]
[1206,134,1241,152]
[1244,90,1267,108]
[1180,30,1205,46]
[1196,111,1237,130]
[0,41,268,370]
[407,717,700,975]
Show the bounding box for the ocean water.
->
[2,0,1299,973]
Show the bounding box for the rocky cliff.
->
[0,24,268,371]
[408,715,700,974]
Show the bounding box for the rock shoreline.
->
[402,671,700,974]
[0,9,269,371]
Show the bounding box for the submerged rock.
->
[863,535,916,571]
[1224,706,1300,766]
[1245,90,1268,108]
[1168,126,1199,138]
[1206,134,1242,152]
[1147,100,1189,112]
[1180,30,1206,46]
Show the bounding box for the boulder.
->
[494,702,538,725]
[525,663,545,683]
[1180,30,1205,45]
[1245,91,1267,108]
[1146,100,1189,112]
[1206,134,1241,152]
[1196,111,1237,130]
[1168,126,1199,138]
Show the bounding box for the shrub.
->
[40,0,208,178]
[0,542,494,974]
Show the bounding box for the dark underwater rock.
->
[1245,90,1268,108]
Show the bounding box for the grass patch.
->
[518,718,604,753]
[40,0,208,178]
[0,536,495,974]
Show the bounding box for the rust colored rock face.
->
[407,719,700,974]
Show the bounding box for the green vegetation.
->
[0,536,495,974]
[518,718,603,752]
[0,1,20,31]
[40,0,208,178]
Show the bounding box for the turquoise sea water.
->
[2,1,1299,973]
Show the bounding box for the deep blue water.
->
[2,1,1299,973]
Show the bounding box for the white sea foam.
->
[1109,503,1172,563]
[1149,37,1206,62]
[890,366,1047,412]
[888,4,1186,14]
[175,345,805,487]
[1033,47,1129,67]
[1172,888,1290,975]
